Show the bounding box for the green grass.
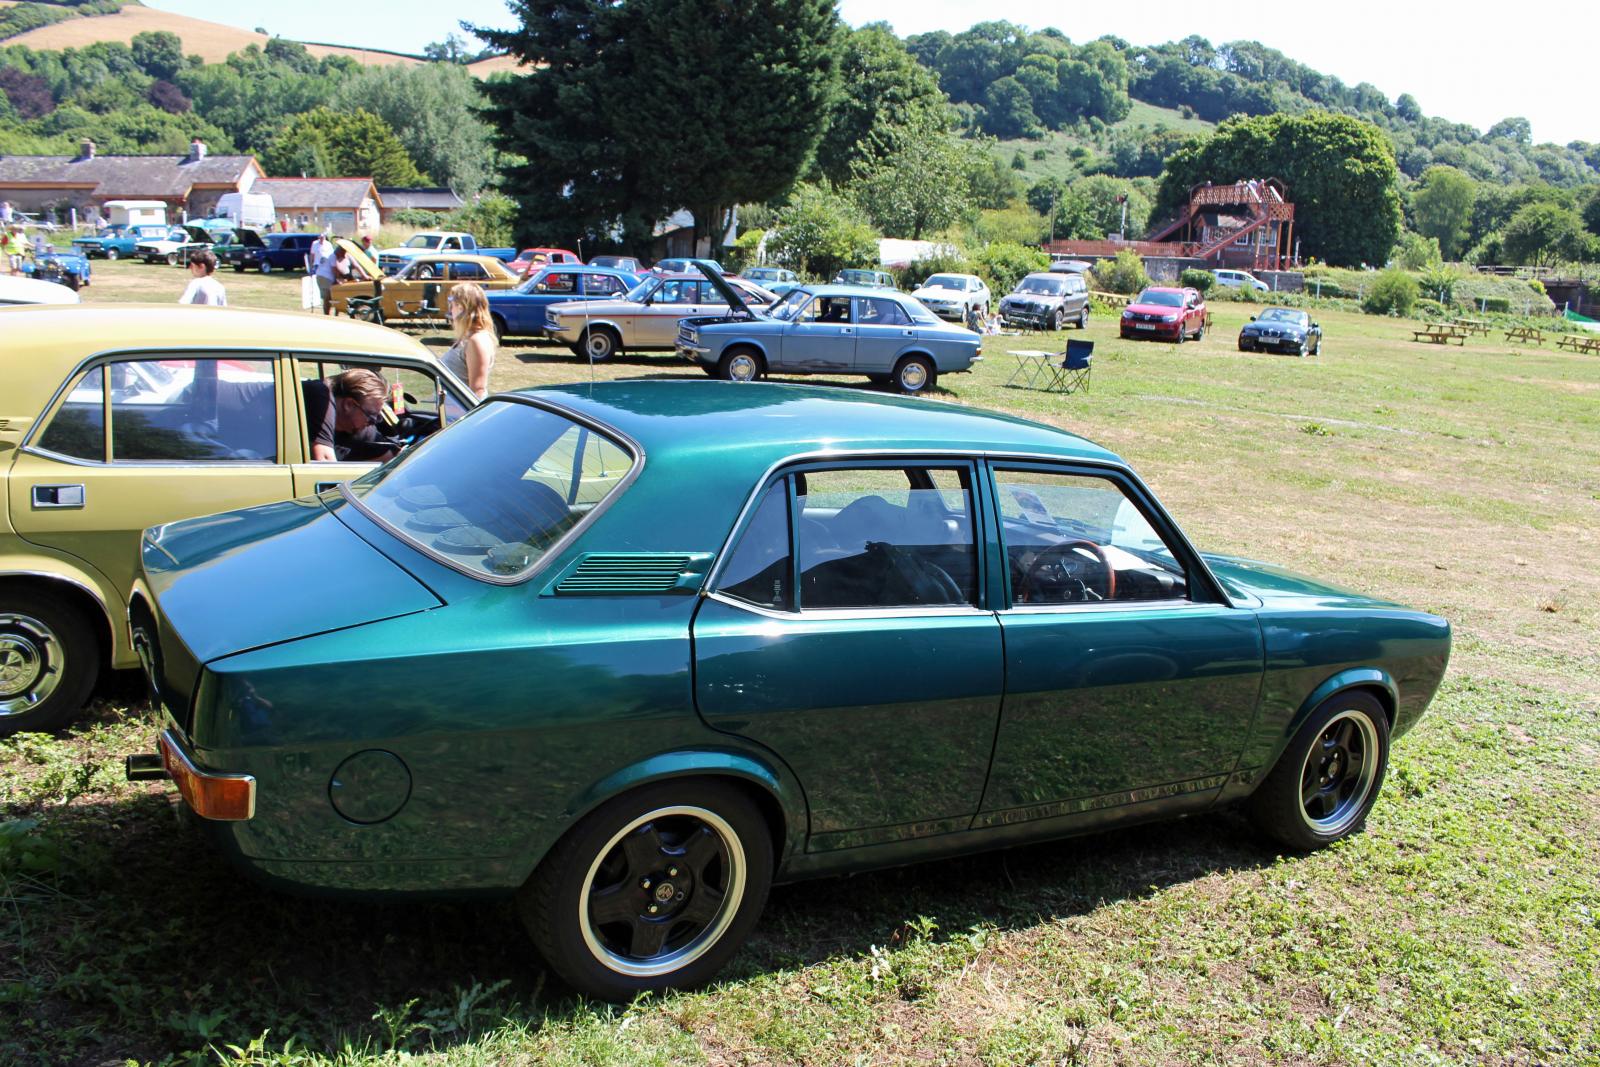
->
[982,101,1214,185]
[4,262,1600,1064]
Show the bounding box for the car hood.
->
[913,286,966,300]
[695,259,753,316]
[1244,320,1306,333]
[140,497,443,667]
[1202,553,1400,610]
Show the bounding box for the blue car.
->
[237,232,318,274]
[24,250,92,290]
[677,264,981,394]
[485,264,641,340]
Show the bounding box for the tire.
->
[260,260,273,274]
[1174,325,1185,345]
[717,347,763,383]
[0,590,100,738]
[233,264,244,273]
[104,248,119,261]
[491,314,507,345]
[166,252,178,266]
[1194,321,1205,342]
[891,354,937,395]
[581,327,620,363]
[517,779,773,1001]
[1077,307,1089,329]
[1051,310,1064,332]
[1295,340,1308,358]
[1248,691,1390,852]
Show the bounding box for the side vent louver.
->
[550,553,709,596]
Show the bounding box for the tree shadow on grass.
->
[1,782,1278,1065]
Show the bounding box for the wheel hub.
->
[0,637,42,697]
[0,613,60,713]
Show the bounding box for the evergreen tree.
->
[262,107,425,185]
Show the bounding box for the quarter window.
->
[993,468,1188,605]
[38,366,105,460]
[856,298,911,326]
[718,482,791,610]
[107,357,277,462]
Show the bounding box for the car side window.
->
[37,366,105,461]
[856,297,911,326]
[108,357,278,462]
[452,262,487,280]
[796,466,977,609]
[656,280,694,304]
[698,281,730,305]
[993,468,1189,605]
[800,296,853,324]
[583,274,625,296]
[542,272,577,294]
[718,481,792,611]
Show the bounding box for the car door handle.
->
[840,327,853,334]
[32,484,85,508]
[314,481,344,493]
[902,329,915,336]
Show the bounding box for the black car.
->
[1238,307,1322,356]
[998,271,1089,331]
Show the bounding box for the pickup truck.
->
[376,231,518,275]
[71,224,170,260]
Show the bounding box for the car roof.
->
[0,304,435,417]
[796,284,905,298]
[539,264,636,276]
[527,381,1121,472]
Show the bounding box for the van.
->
[214,191,275,229]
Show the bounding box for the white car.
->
[910,273,990,323]
[0,275,81,306]
[136,224,212,266]
[1213,268,1271,292]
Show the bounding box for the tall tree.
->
[333,63,495,196]
[1411,165,1476,260]
[261,107,425,185]
[476,0,840,252]
[1501,202,1586,268]
[847,123,971,239]
[1157,111,1403,266]
[811,23,948,186]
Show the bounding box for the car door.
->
[976,463,1264,825]
[693,462,1003,850]
[852,296,913,372]
[632,278,691,346]
[8,353,295,602]
[779,294,855,372]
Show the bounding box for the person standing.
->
[5,226,28,275]
[307,231,338,314]
[441,282,497,399]
[178,250,228,305]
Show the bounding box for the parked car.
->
[21,249,91,291]
[510,247,583,275]
[544,272,777,362]
[377,232,518,274]
[0,304,477,736]
[136,224,217,266]
[655,258,726,276]
[588,255,644,274]
[1213,268,1270,293]
[742,266,800,295]
[1238,307,1322,356]
[213,228,264,270]
[1048,258,1093,274]
[0,275,81,306]
[485,265,642,340]
[124,378,1450,1002]
[237,232,318,274]
[71,223,169,261]
[678,267,980,393]
[998,271,1090,331]
[336,251,521,324]
[832,268,893,288]
[1120,287,1207,343]
[911,273,991,324]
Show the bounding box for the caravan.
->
[103,200,167,229]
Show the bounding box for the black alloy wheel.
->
[1248,691,1390,851]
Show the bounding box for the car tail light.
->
[158,730,255,821]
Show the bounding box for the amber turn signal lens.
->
[158,731,255,821]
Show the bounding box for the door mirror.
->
[1248,315,1256,321]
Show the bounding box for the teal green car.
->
[128,382,1449,1000]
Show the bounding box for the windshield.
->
[769,289,811,321]
[348,401,637,581]
[1258,308,1307,325]
[923,275,965,290]
[625,276,661,302]
[403,235,436,249]
[1015,276,1067,296]
[1135,290,1184,308]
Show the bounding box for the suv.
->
[1213,268,1270,292]
[998,271,1089,331]
[910,273,990,324]
[0,305,476,736]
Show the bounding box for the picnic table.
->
[1412,323,1466,345]
[1504,325,1544,346]
[1006,349,1059,387]
[1450,318,1492,336]
[1556,334,1600,355]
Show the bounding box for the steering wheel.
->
[1018,540,1116,604]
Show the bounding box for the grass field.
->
[985,101,1215,186]
[4,260,1600,1065]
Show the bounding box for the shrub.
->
[1481,297,1512,314]
[392,208,445,228]
[1089,249,1149,295]
[1415,298,1446,320]
[443,193,516,247]
[1031,148,1047,161]
[1418,263,1466,304]
[1362,268,1420,316]
[970,241,1047,295]
[727,228,765,272]
[1395,231,1442,270]
[1179,268,1215,294]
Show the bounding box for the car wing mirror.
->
[1249,315,1256,321]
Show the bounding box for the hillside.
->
[989,100,1215,185]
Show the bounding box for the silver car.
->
[545,273,777,362]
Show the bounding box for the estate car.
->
[127,381,1450,1002]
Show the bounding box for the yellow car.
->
[333,247,520,324]
[0,304,476,735]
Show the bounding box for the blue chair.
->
[1045,339,1093,393]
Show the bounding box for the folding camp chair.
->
[1043,339,1092,393]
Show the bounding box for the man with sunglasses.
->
[302,367,398,462]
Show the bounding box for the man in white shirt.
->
[178,250,228,306]
[307,231,338,314]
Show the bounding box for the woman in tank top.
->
[441,282,497,399]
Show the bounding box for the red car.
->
[1120,286,1207,343]
[510,247,581,276]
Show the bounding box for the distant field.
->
[984,100,1214,185]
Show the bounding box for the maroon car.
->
[1120,286,1207,343]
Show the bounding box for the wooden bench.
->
[1412,325,1466,345]
[1504,326,1544,346]
[1556,334,1600,354]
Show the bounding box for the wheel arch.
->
[0,569,115,667]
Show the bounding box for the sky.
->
[146,0,1594,146]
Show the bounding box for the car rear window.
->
[346,400,637,581]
